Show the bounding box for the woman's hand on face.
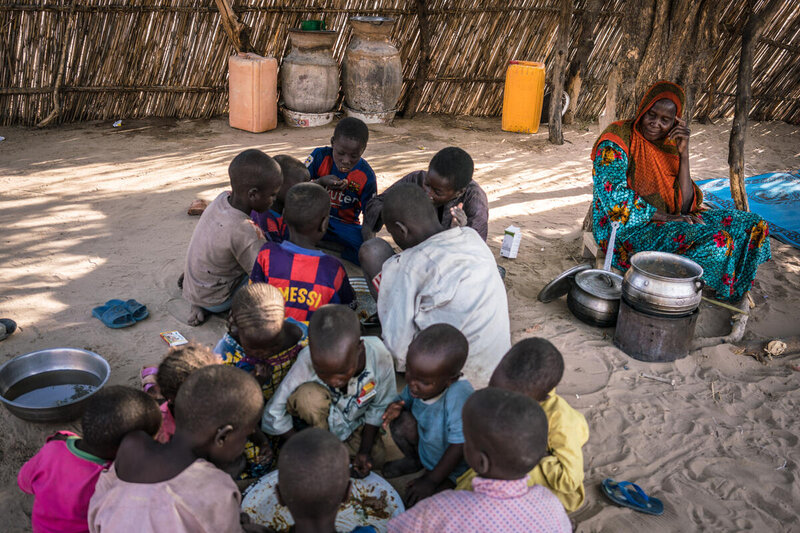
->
[668,118,690,156]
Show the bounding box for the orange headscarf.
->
[592,81,702,214]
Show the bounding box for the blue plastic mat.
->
[698,170,800,249]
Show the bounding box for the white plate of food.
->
[241,471,404,532]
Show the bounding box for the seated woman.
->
[591,81,771,302]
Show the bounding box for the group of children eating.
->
[18,117,589,532]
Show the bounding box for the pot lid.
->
[537,263,593,302]
[575,269,623,299]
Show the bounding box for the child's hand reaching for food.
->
[381,400,405,430]
[351,452,373,479]
[405,472,437,506]
[315,175,348,190]
[250,429,274,467]
[449,203,467,227]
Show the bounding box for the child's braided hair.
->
[230,282,286,340]
[157,343,220,402]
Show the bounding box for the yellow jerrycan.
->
[501,60,545,134]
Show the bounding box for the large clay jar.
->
[342,16,402,113]
[281,29,339,113]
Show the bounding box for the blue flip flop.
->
[601,478,664,515]
[92,304,136,329]
[104,299,149,321]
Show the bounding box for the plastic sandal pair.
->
[601,478,664,515]
[92,299,149,329]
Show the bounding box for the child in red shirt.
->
[305,118,377,265]
[251,182,356,322]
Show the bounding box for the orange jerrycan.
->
[228,53,278,133]
[501,60,545,134]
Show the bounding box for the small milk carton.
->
[500,225,521,258]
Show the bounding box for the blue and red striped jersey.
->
[305,146,377,225]
[251,209,289,243]
[250,240,356,322]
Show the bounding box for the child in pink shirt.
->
[18,386,161,533]
[386,388,571,533]
[88,365,269,533]
[153,343,220,443]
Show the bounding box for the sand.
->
[1,115,799,532]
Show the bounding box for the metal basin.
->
[0,348,110,422]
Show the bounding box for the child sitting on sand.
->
[363,147,489,241]
[387,388,572,532]
[153,343,220,443]
[251,182,357,322]
[88,366,269,533]
[19,386,161,533]
[274,429,377,533]
[262,305,396,479]
[381,324,474,506]
[215,283,308,400]
[215,283,308,479]
[251,154,310,242]
[455,338,589,512]
[305,117,377,265]
[182,149,282,326]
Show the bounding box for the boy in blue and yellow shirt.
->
[305,117,377,265]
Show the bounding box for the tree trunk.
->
[563,0,600,125]
[548,0,573,145]
[728,0,782,212]
[600,65,619,131]
[405,0,430,119]
[616,0,654,119]
[213,0,252,53]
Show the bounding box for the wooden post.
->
[213,0,252,53]
[563,0,600,125]
[728,0,782,212]
[37,1,75,127]
[599,64,619,131]
[548,0,573,145]
[405,0,430,119]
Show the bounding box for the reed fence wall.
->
[1,0,798,126]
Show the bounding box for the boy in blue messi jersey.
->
[251,154,310,243]
[305,117,377,265]
[251,182,356,323]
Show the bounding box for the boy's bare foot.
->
[187,305,207,326]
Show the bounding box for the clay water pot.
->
[342,16,402,114]
[281,30,339,113]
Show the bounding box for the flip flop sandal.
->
[0,318,17,341]
[92,304,135,329]
[601,478,664,516]
[104,299,149,321]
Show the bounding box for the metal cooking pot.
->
[567,269,623,327]
[623,251,704,316]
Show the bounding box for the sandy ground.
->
[1,115,799,532]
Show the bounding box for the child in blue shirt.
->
[381,324,474,507]
[305,117,377,265]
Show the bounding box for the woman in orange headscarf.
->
[591,81,771,301]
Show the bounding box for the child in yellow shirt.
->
[455,337,589,512]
